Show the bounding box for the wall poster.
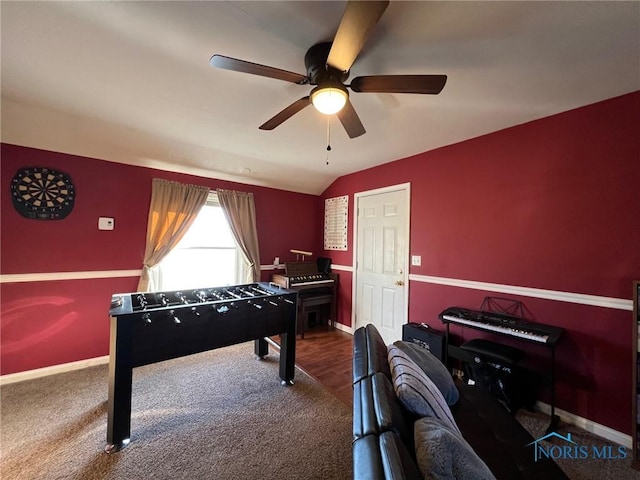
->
[324,195,348,251]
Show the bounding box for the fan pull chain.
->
[326,117,332,165]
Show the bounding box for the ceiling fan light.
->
[310,85,348,115]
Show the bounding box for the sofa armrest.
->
[353,325,392,384]
[353,372,413,443]
[353,327,369,384]
[353,432,422,480]
[353,377,379,439]
[366,324,392,379]
[353,435,385,480]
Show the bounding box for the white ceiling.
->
[2,1,639,195]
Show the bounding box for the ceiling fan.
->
[209,1,447,139]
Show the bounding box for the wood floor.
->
[292,326,354,406]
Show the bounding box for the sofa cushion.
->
[414,417,496,480]
[372,372,412,448]
[379,431,423,480]
[393,340,459,406]
[388,345,460,434]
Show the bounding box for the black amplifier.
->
[402,323,445,364]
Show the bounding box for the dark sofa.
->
[352,324,568,479]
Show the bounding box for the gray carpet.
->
[0,343,353,480]
[516,410,640,480]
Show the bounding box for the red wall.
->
[3,92,639,435]
[319,92,640,434]
[1,144,320,374]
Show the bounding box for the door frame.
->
[351,182,411,333]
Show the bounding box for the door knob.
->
[395,280,405,286]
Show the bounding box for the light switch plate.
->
[411,255,422,266]
[98,217,115,230]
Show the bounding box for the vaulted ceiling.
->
[2,1,638,194]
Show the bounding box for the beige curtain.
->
[137,179,210,291]
[217,188,261,283]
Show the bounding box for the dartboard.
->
[10,167,76,220]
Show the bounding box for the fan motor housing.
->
[304,42,349,85]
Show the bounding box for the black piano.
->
[271,261,338,338]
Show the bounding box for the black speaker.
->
[402,323,445,364]
[317,256,332,274]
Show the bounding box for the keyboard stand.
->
[546,344,560,435]
[444,322,560,434]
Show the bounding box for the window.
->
[156,192,245,290]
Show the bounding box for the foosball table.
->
[106,282,297,453]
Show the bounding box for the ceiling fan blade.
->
[259,96,311,131]
[336,100,366,139]
[350,75,448,94]
[210,55,307,84]
[327,0,389,73]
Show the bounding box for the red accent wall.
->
[1,144,320,374]
[319,92,640,434]
[2,92,639,435]
[1,277,138,374]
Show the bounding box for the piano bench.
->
[460,339,524,366]
[299,294,334,338]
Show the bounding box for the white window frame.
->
[155,191,246,290]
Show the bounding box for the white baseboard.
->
[534,401,632,449]
[334,322,353,335]
[0,356,109,386]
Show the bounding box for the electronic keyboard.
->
[439,306,563,346]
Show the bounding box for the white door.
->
[354,185,409,345]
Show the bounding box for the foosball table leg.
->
[105,316,134,453]
[254,337,269,359]
[279,331,296,386]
